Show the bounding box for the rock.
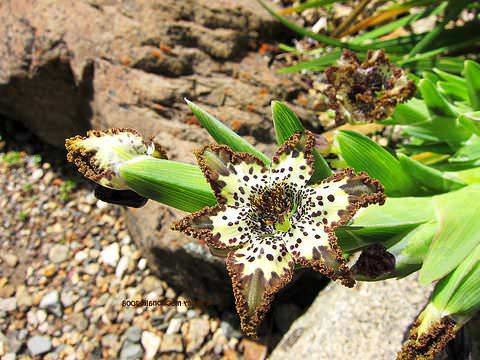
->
[0,0,318,309]
[1,253,18,267]
[48,244,69,263]
[241,339,267,360]
[0,331,9,355]
[100,243,120,267]
[124,326,142,343]
[39,290,62,317]
[16,285,32,308]
[183,318,210,353]
[30,168,44,182]
[273,303,303,333]
[70,312,89,332]
[160,334,184,353]
[115,256,129,279]
[141,331,161,359]
[74,250,88,263]
[142,275,163,294]
[27,335,52,356]
[137,258,147,271]
[166,318,183,335]
[84,263,100,275]
[0,297,16,312]
[119,342,143,360]
[102,333,119,349]
[42,263,57,277]
[60,289,77,308]
[270,274,433,360]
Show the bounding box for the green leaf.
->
[419,79,457,118]
[280,0,339,14]
[433,68,466,87]
[391,98,430,125]
[430,244,480,319]
[437,81,469,102]
[444,245,480,317]
[336,130,420,196]
[465,60,480,110]
[398,153,465,193]
[186,99,270,165]
[272,101,305,144]
[386,221,438,279]
[446,167,480,185]
[271,101,332,181]
[338,196,435,252]
[120,157,217,213]
[459,112,480,136]
[450,137,480,163]
[256,0,366,51]
[277,51,342,74]
[419,185,480,284]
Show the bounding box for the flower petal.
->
[196,145,267,205]
[226,237,295,336]
[306,168,385,231]
[65,128,166,189]
[270,131,315,191]
[282,214,348,281]
[171,204,252,250]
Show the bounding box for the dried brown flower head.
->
[316,50,415,125]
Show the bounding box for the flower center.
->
[250,183,294,233]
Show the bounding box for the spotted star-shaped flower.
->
[173,131,385,336]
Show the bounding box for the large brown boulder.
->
[0,0,317,305]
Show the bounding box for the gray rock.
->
[27,335,52,356]
[48,244,69,263]
[123,326,142,343]
[71,312,89,332]
[119,342,143,360]
[270,274,433,360]
[101,333,119,348]
[39,290,62,317]
[0,0,317,309]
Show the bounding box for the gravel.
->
[0,134,260,358]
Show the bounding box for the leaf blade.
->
[186,99,270,165]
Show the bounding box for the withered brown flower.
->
[316,50,415,125]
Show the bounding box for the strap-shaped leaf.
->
[419,79,457,118]
[465,60,480,110]
[450,137,480,163]
[271,101,332,182]
[338,196,435,252]
[119,157,217,212]
[397,153,465,193]
[336,130,419,196]
[186,99,270,165]
[256,0,366,51]
[433,68,466,87]
[442,244,480,317]
[390,98,430,125]
[419,185,480,284]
